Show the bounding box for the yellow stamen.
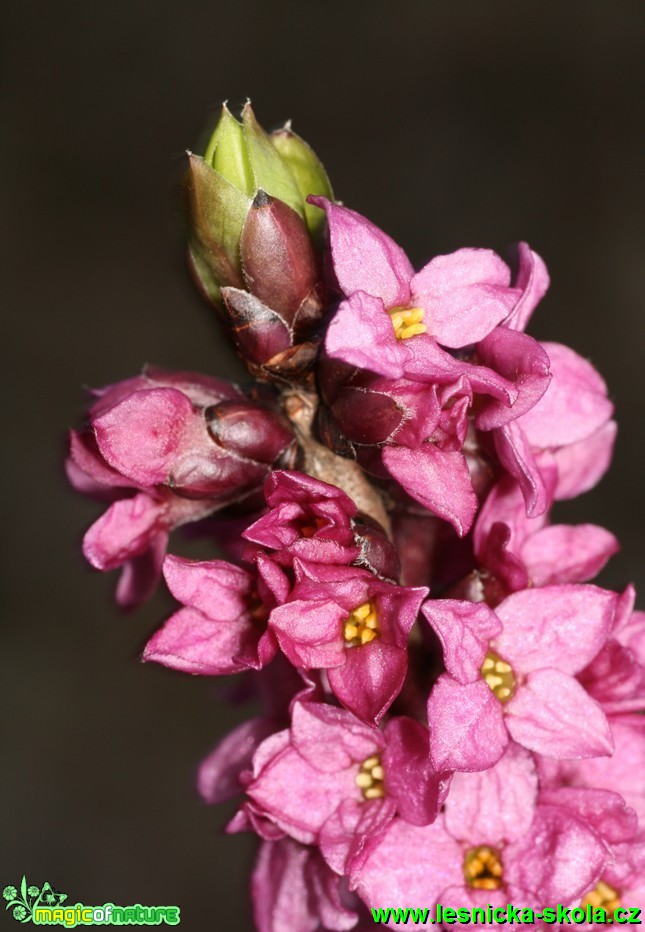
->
[464,846,504,891]
[356,754,385,800]
[581,880,621,916]
[343,601,379,647]
[481,650,516,703]
[388,306,428,340]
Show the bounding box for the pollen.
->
[581,881,621,916]
[356,754,385,800]
[388,306,428,340]
[343,600,379,647]
[463,845,504,891]
[481,650,516,703]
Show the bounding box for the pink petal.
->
[354,817,462,913]
[83,492,165,570]
[325,292,405,378]
[142,606,275,674]
[383,717,452,826]
[475,328,551,431]
[383,444,478,537]
[163,554,254,619]
[517,342,613,449]
[93,387,201,487]
[421,599,502,684]
[251,840,319,932]
[444,743,538,845]
[493,421,549,517]
[198,717,277,804]
[269,599,347,669]
[328,640,408,725]
[319,795,397,878]
[114,530,168,609]
[522,524,619,586]
[411,248,517,348]
[427,677,509,772]
[505,803,608,905]
[290,702,380,774]
[494,585,617,675]
[308,197,413,307]
[546,420,618,499]
[503,242,550,332]
[505,669,613,759]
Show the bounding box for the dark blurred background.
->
[2,1,644,928]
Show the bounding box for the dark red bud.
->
[205,401,294,465]
[221,288,292,366]
[240,192,320,324]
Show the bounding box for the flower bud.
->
[186,102,332,312]
[205,400,295,466]
[270,123,334,242]
[241,190,321,328]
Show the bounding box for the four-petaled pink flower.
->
[423,585,617,771]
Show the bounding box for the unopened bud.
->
[270,124,334,241]
[206,401,294,466]
[240,191,320,326]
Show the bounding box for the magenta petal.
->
[326,292,406,377]
[505,804,608,906]
[354,817,462,911]
[421,599,502,684]
[319,796,397,878]
[142,606,275,674]
[198,717,277,805]
[444,743,538,844]
[540,787,637,846]
[83,492,165,570]
[163,554,254,619]
[506,669,614,759]
[494,421,548,517]
[251,840,320,932]
[547,420,618,499]
[269,599,347,669]
[427,677,509,772]
[518,342,614,448]
[383,717,452,826]
[308,197,413,306]
[290,702,380,774]
[475,328,552,431]
[329,640,407,725]
[503,242,550,332]
[93,387,198,486]
[383,444,477,537]
[411,248,516,348]
[494,585,617,675]
[114,530,168,609]
[522,524,619,586]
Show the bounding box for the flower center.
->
[355,754,385,800]
[344,601,379,647]
[581,881,621,915]
[300,515,326,539]
[247,590,269,626]
[388,306,428,340]
[481,650,516,703]
[463,845,504,890]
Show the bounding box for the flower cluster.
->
[68,104,644,928]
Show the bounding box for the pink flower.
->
[237,702,449,874]
[423,585,617,771]
[142,554,280,674]
[268,562,427,723]
[242,470,398,579]
[252,838,361,932]
[353,745,610,918]
[471,473,619,602]
[68,367,295,606]
[494,343,616,515]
